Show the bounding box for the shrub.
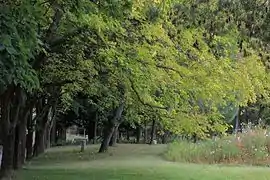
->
[164,129,270,165]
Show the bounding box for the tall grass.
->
[164,129,270,165]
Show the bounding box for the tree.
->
[0,0,133,176]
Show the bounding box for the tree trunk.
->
[99,123,115,153]
[161,131,169,144]
[126,128,130,141]
[47,105,57,149]
[0,130,15,179]
[33,130,46,157]
[192,133,197,143]
[99,102,124,153]
[20,125,27,166]
[258,104,264,125]
[61,128,66,141]
[88,121,96,143]
[46,126,50,149]
[50,121,56,146]
[55,127,66,146]
[0,86,24,178]
[33,100,50,156]
[13,110,30,169]
[109,125,119,147]
[136,125,142,144]
[0,129,2,146]
[245,107,249,125]
[13,126,20,170]
[149,120,156,144]
[26,108,34,160]
[93,121,97,144]
[143,121,148,144]
[26,130,33,161]
[234,107,240,134]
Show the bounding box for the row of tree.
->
[1,0,270,179]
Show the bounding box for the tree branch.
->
[42,79,75,87]
[49,26,88,48]
[33,3,63,70]
[259,0,269,8]
[156,64,184,78]
[129,78,168,110]
[33,98,57,124]
[136,59,184,78]
[45,4,63,42]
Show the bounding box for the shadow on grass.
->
[25,144,167,167]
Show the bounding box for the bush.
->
[164,129,270,165]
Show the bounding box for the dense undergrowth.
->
[165,129,270,166]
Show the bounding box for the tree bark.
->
[34,130,46,157]
[50,120,56,146]
[20,124,27,166]
[234,107,240,133]
[88,121,96,143]
[126,128,130,141]
[0,130,15,179]
[258,104,264,125]
[99,123,115,153]
[192,133,197,143]
[99,102,124,153]
[0,99,16,177]
[26,112,34,160]
[149,120,156,144]
[144,121,148,144]
[245,107,249,125]
[26,130,33,160]
[13,126,20,170]
[45,126,50,149]
[33,99,51,156]
[55,126,66,145]
[136,125,142,144]
[13,109,30,169]
[109,125,119,147]
[0,86,25,178]
[47,104,57,149]
[93,121,97,144]
[61,128,66,141]
[0,126,2,146]
[161,131,169,144]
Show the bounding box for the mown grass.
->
[27,144,164,166]
[17,144,270,180]
[19,165,270,180]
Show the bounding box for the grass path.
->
[18,144,270,180]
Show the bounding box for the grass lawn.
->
[17,144,270,180]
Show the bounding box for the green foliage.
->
[0,1,42,92]
[2,0,270,141]
[54,0,270,138]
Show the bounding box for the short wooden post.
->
[80,139,86,152]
